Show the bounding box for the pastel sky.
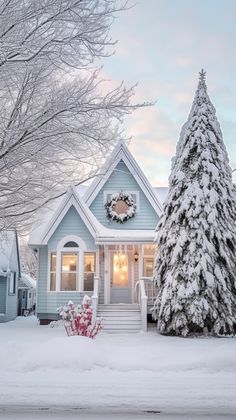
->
[101,0,236,186]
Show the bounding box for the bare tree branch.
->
[0,0,150,232]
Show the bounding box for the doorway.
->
[110,251,132,304]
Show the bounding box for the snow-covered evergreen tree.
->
[153,70,236,336]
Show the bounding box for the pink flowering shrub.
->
[57,296,102,339]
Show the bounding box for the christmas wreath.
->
[105,192,136,224]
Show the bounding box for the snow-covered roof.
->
[28,184,88,246]
[29,186,157,246]
[29,186,99,246]
[28,143,168,246]
[153,187,168,204]
[0,230,17,270]
[19,273,36,289]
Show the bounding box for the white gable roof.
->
[29,186,100,246]
[84,141,163,217]
[28,185,89,246]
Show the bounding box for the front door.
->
[110,251,132,303]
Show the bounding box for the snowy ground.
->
[0,317,236,420]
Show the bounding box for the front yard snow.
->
[0,316,236,416]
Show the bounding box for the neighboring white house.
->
[0,230,21,323]
[29,142,168,332]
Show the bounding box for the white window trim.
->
[48,250,56,292]
[47,235,98,293]
[103,190,140,212]
[8,272,16,295]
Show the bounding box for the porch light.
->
[134,251,139,262]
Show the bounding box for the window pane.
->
[62,254,77,272]
[64,241,79,248]
[143,258,154,277]
[113,254,128,287]
[61,253,78,291]
[84,253,95,291]
[61,273,76,291]
[50,273,56,291]
[143,244,156,256]
[50,253,57,271]
[84,273,94,291]
[84,253,95,273]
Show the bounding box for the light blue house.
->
[0,230,21,323]
[29,142,167,331]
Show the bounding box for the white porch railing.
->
[140,276,158,305]
[135,278,148,332]
[135,277,158,332]
[91,276,99,325]
[135,277,158,305]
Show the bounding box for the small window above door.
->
[64,241,79,248]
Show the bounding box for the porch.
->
[92,243,158,332]
[97,244,156,304]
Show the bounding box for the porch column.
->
[138,243,143,280]
[104,244,109,304]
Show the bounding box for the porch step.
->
[97,304,142,333]
[98,304,139,310]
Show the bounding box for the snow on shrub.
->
[57,296,102,338]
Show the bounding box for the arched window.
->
[64,241,79,248]
[49,236,96,292]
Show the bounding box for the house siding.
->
[48,205,97,251]
[0,276,18,323]
[0,277,6,315]
[4,285,18,322]
[0,234,19,323]
[89,160,159,229]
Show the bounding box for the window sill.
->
[47,290,92,293]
